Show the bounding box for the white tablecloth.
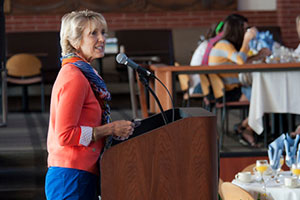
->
[232,173,300,200]
[248,71,300,135]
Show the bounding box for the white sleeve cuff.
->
[79,126,93,146]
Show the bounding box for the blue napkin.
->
[249,31,274,52]
[268,134,285,170]
[284,134,300,167]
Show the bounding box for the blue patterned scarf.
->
[61,53,113,148]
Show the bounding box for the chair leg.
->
[216,108,222,150]
[186,98,190,107]
[225,108,229,136]
[22,86,29,112]
[41,82,45,112]
[182,99,186,107]
[203,99,211,111]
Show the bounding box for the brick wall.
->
[277,0,300,48]
[105,11,277,30]
[5,15,61,32]
[5,11,278,33]
[4,0,300,48]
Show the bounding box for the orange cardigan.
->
[47,63,104,175]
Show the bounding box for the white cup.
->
[235,172,252,183]
[284,177,298,187]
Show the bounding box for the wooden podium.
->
[101,107,218,200]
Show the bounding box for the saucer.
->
[235,177,255,184]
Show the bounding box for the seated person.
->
[189,22,221,95]
[285,15,300,137]
[287,16,300,136]
[208,14,271,147]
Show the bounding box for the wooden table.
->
[150,62,300,112]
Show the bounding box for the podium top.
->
[175,107,215,118]
[111,107,214,146]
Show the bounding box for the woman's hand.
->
[93,120,134,141]
[110,120,135,140]
[244,27,257,43]
[246,47,272,63]
[257,48,272,58]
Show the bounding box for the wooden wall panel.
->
[220,156,268,182]
[220,155,290,182]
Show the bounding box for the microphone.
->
[116,53,174,124]
[116,53,154,77]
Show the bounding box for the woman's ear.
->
[70,40,79,51]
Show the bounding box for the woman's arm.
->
[55,75,89,146]
[210,41,248,65]
[240,27,257,53]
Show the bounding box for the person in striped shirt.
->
[208,14,271,147]
[209,14,256,102]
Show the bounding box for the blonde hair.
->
[60,10,107,56]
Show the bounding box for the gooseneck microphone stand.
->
[137,73,169,125]
[116,52,175,123]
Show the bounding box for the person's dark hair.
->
[224,13,248,23]
[222,14,248,50]
[205,22,219,39]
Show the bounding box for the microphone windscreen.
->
[116,53,127,64]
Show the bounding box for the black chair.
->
[208,74,249,149]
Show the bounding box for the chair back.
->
[6,53,42,77]
[175,62,190,92]
[218,178,224,200]
[241,163,256,173]
[175,63,211,96]
[178,74,189,91]
[208,74,224,99]
[221,182,255,200]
